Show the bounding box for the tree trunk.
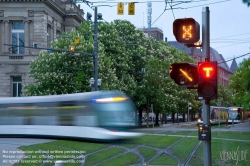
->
[146,97,149,128]
[139,109,142,126]
[155,112,159,125]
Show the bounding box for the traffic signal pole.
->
[94,7,98,91]
[202,7,212,166]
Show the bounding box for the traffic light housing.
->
[170,63,198,87]
[197,61,217,99]
[70,46,75,51]
[173,18,200,44]
[188,102,192,110]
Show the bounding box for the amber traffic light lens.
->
[173,18,200,44]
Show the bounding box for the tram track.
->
[1,128,249,166]
[0,128,202,166]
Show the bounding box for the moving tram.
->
[228,106,242,123]
[0,91,142,141]
[198,106,229,124]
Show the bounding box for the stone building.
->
[142,27,163,41]
[0,0,84,97]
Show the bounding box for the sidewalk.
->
[138,121,250,132]
[140,121,197,129]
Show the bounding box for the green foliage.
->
[210,84,234,107]
[24,19,202,118]
[242,0,250,7]
[229,58,250,109]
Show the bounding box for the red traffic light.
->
[198,62,216,79]
[173,18,200,44]
[197,61,218,100]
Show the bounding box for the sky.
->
[77,0,250,67]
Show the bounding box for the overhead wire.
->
[218,52,250,64]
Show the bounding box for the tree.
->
[229,58,250,109]
[242,0,250,7]
[24,19,201,127]
[24,22,119,95]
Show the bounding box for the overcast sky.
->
[78,0,250,67]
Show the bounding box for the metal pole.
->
[188,102,190,123]
[202,6,212,166]
[218,99,221,137]
[218,105,220,137]
[151,104,154,128]
[94,7,98,91]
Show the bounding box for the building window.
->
[13,77,22,97]
[11,22,25,54]
[47,24,53,48]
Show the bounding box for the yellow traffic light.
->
[74,38,79,44]
[169,63,198,87]
[117,2,124,15]
[173,18,200,44]
[70,46,75,51]
[128,2,135,15]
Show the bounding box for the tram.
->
[198,106,229,124]
[0,91,142,141]
[228,106,242,123]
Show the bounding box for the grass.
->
[124,135,162,145]
[171,137,198,163]
[137,147,157,162]
[146,136,181,149]
[98,153,139,166]
[15,131,250,166]
[149,154,178,165]
[190,139,250,166]
[212,131,250,140]
[84,148,124,166]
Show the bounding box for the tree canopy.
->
[24,20,203,120]
[229,58,250,109]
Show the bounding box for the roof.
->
[210,47,232,73]
[230,58,238,74]
[167,41,193,55]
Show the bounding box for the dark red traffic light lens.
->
[198,82,216,98]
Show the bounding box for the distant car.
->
[167,116,172,121]
[178,115,183,120]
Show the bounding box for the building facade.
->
[142,27,163,41]
[0,0,84,97]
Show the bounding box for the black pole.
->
[94,7,98,91]
[202,7,212,166]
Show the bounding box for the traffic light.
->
[169,63,198,87]
[32,43,37,48]
[69,46,75,51]
[173,18,200,44]
[188,102,192,110]
[197,61,217,99]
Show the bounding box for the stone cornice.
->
[0,0,84,22]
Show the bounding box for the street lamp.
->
[86,7,102,91]
[90,77,101,91]
[97,78,102,90]
[89,77,94,91]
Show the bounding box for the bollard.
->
[226,119,228,126]
[55,161,64,166]
[232,119,234,127]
